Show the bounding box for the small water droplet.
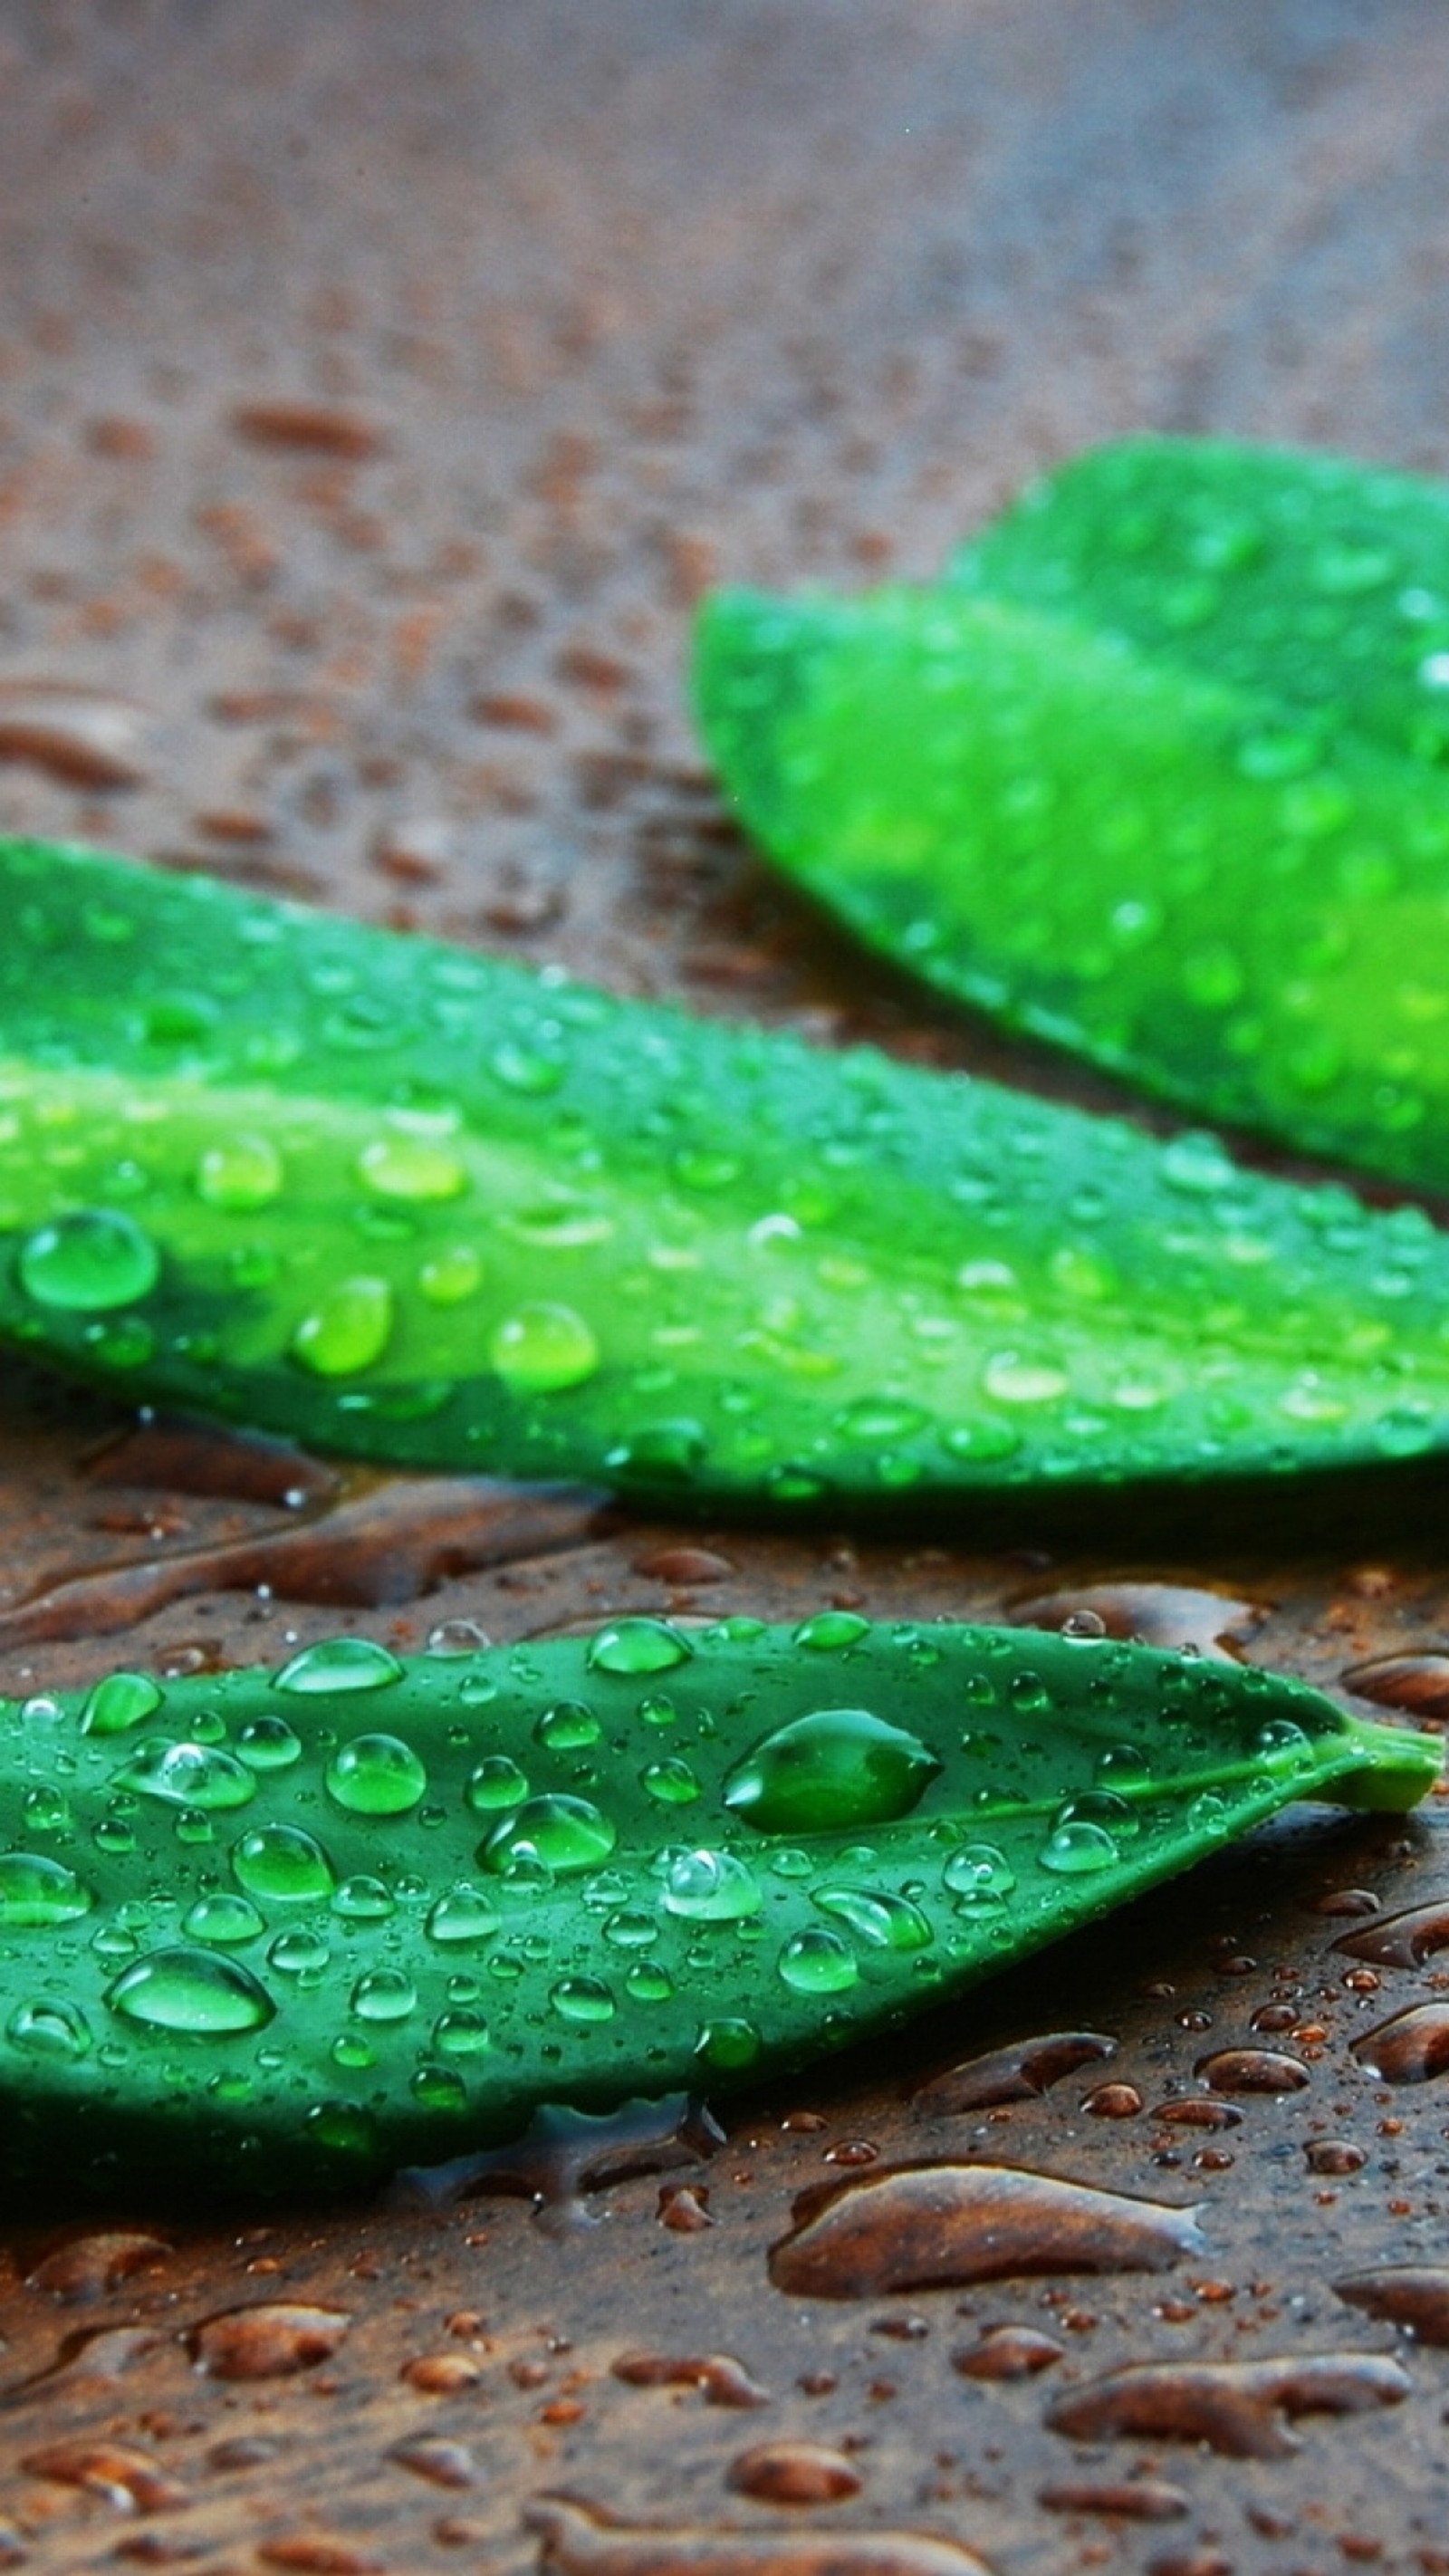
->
[942,1842,1016,1903]
[359,1134,466,1202]
[427,1884,501,1945]
[276,1637,404,1695]
[552,1975,617,2023]
[465,1754,529,1812]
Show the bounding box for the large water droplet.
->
[113,1740,258,1811]
[489,1302,599,1392]
[661,1849,762,1921]
[0,1851,94,1927]
[275,1638,404,1696]
[587,1619,693,1676]
[106,1946,275,2034]
[724,1708,941,1834]
[480,1794,617,1876]
[18,1209,159,1311]
[232,1823,337,1903]
[325,1733,427,1814]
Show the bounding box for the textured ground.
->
[4,5,1449,2571]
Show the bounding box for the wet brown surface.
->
[5,4,1449,2571]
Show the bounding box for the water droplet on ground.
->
[1047,2352,1410,2458]
[769,2161,1204,2297]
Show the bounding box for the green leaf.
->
[0,1619,1432,2196]
[694,437,1449,1195]
[12,839,1449,1494]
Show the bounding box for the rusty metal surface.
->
[3,5,1449,2570]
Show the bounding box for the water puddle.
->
[1351,2003,1449,2082]
[1336,2266,1449,2340]
[389,2094,723,2232]
[612,2352,770,2408]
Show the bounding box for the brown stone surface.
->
[3,5,1449,2571]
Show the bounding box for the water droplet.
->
[982,1352,1070,1406]
[942,1842,1016,1903]
[433,2007,492,2058]
[465,1755,529,1812]
[696,2017,762,2071]
[778,1928,859,1994]
[232,1823,337,1903]
[324,1732,427,1814]
[18,1209,159,1311]
[769,2162,1205,2296]
[268,1928,331,1976]
[350,1968,417,2023]
[813,1887,933,1951]
[1040,1821,1119,1874]
[197,1133,283,1211]
[724,1707,941,1833]
[533,1700,601,1751]
[358,1134,466,1202]
[8,1997,91,2057]
[113,1739,258,1810]
[419,1245,485,1305]
[291,1275,394,1376]
[235,1715,302,1769]
[191,2302,352,2380]
[587,1618,693,1676]
[489,1301,599,1393]
[106,1946,274,2034]
[275,1637,404,1695]
[1351,2003,1449,2084]
[0,1851,94,1927]
[626,1962,675,2002]
[81,1670,164,1737]
[641,1757,702,1804]
[183,1892,265,1946]
[662,1849,762,1921]
[480,1794,617,1876]
[331,1874,395,1920]
[793,1610,870,1650]
[552,1975,617,2023]
[727,2441,861,2504]
[427,1884,502,1945]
